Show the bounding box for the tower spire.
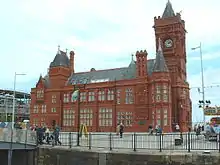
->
[162,0,175,18]
[153,38,169,72]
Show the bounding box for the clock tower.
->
[153,0,190,131]
[154,0,186,81]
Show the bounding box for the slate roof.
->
[162,0,175,18]
[50,50,70,68]
[67,59,155,85]
[153,38,169,72]
[43,74,50,88]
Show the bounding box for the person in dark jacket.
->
[36,126,44,145]
[52,125,61,145]
[119,123,124,138]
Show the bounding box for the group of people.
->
[148,125,163,135]
[31,125,62,145]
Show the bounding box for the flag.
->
[72,89,79,101]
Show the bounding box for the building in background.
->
[0,89,30,122]
[30,1,191,132]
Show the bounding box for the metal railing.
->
[54,132,220,152]
[0,128,37,145]
[1,130,219,153]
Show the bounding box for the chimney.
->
[136,50,148,77]
[70,51,75,73]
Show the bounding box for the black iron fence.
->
[41,132,220,152]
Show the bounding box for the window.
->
[80,92,86,102]
[162,85,168,102]
[80,108,93,126]
[33,105,39,113]
[41,105,46,113]
[51,108,56,113]
[156,85,161,94]
[63,93,70,103]
[183,89,186,95]
[156,109,161,125]
[99,108,112,126]
[152,94,155,102]
[88,91,95,102]
[125,88,134,104]
[152,111,155,126]
[52,95,56,103]
[98,90,105,101]
[163,109,168,126]
[116,89,121,104]
[63,108,75,126]
[41,118,46,126]
[33,118,39,126]
[107,89,114,101]
[156,94,161,102]
[36,90,44,98]
[117,112,133,127]
[162,85,168,93]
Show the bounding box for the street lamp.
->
[8,72,26,165]
[191,42,206,125]
[12,72,26,129]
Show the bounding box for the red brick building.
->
[30,1,192,132]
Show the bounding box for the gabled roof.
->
[153,38,169,72]
[162,0,175,18]
[36,74,50,88]
[66,59,155,85]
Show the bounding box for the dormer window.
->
[36,89,44,98]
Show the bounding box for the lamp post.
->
[8,73,26,165]
[191,42,206,125]
[12,72,26,129]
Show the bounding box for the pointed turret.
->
[129,54,135,66]
[153,38,169,72]
[50,45,70,68]
[162,0,175,18]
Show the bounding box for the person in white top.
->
[175,124,180,132]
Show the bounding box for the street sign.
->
[204,106,220,116]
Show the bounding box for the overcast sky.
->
[0,0,220,123]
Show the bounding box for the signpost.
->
[204,106,220,116]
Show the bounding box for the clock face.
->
[164,39,173,48]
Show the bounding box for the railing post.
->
[159,133,162,152]
[187,131,191,152]
[133,133,136,151]
[25,129,28,148]
[36,131,38,146]
[218,133,220,153]
[69,132,72,148]
[109,133,112,151]
[89,133,92,150]
[77,131,80,146]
